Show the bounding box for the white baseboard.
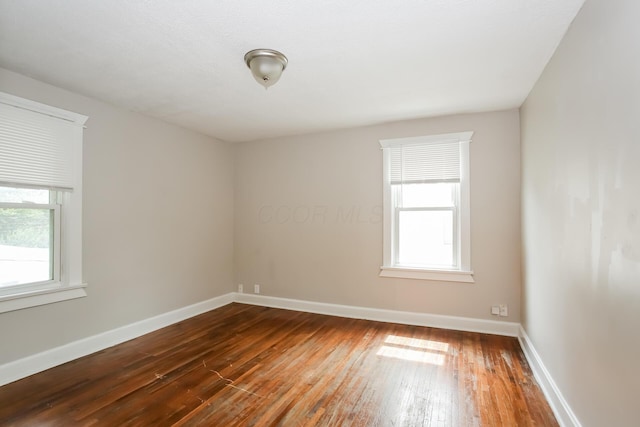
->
[235,293,520,337]
[518,326,582,427]
[0,291,539,393]
[1,292,580,427]
[0,293,235,387]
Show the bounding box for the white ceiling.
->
[0,0,584,143]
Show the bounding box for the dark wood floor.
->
[0,303,557,426]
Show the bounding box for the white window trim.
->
[380,131,474,283]
[0,284,87,313]
[379,266,474,283]
[0,92,88,313]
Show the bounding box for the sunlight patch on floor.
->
[377,335,450,365]
[376,345,445,365]
[384,335,449,352]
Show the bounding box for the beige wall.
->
[0,69,521,367]
[520,0,640,424]
[235,110,521,320]
[0,68,235,364]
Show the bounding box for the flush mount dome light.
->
[244,49,288,89]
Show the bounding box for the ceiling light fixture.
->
[244,49,288,89]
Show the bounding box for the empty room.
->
[0,0,637,426]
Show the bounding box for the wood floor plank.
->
[0,303,558,426]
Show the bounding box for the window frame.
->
[0,92,88,313]
[0,197,61,291]
[393,183,459,269]
[379,132,474,283]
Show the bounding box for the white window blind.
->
[388,140,461,184]
[0,94,87,191]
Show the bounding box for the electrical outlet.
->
[238,284,243,293]
[499,304,508,317]
[491,305,500,315]
[254,284,260,294]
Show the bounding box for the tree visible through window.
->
[0,187,57,288]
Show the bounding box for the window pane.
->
[0,208,52,287]
[398,210,454,268]
[0,186,50,204]
[396,183,455,208]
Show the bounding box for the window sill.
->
[0,284,87,314]
[380,266,474,283]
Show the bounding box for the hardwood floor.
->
[0,303,557,426]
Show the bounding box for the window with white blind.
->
[0,92,88,312]
[379,132,474,283]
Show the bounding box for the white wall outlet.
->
[491,305,500,315]
[238,284,243,293]
[254,284,260,294]
[499,304,508,317]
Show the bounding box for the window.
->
[380,132,473,283]
[0,92,88,312]
[0,187,59,287]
